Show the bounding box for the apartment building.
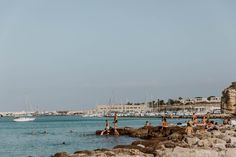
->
[96,103,151,114]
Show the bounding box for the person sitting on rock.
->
[144,121,150,128]
[192,113,197,121]
[227,118,231,125]
[193,117,198,126]
[188,120,194,127]
[223,118,228,125]
[207,121,218,131]
[214,122,220,130]
[162,118,168,129]
[199,125,207,134]
[185,122,194,136]
[202,116,207,125]
[100,120,110,135]
[207,120,213,128]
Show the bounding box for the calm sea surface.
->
[0,116,223,157]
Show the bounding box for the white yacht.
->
[14,96,36,122]
[13,117,35,122]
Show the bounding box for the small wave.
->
[24,130,53,136]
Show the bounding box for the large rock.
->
[112,148,154,157]
[168,132,184,142]
[183,136,200,146]
[52,152,70,157]
[211,130,222,138]
[155,147,223,157]
[74,150,96,156]
[208,138,226,145]
[154,148,172,157]
[60,148,155,157]
[197,139,212,148]
[225,130,236,137]
[225,148,236,157]
[221,82,236,114]
[172,147,219,157]
[214,143,226,150]
[221,135,231,143]
[130,128,149,138]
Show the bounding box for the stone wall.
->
[221,82,236,114]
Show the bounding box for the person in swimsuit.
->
[144,121,150,127]
[192,113,198,125]
[206,112,211,122]
[202,116,207,125]
[100,120,110,135]
[185,122,194,136]
[162,118,168,129]
[193,117,198,126]
[223,118,228,125]
[113,112,119,136]
[192,113,196,121]
[207,121,218,131]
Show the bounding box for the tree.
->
[159,100,165,105]
[168,99,175,105]
[207,96,215,101]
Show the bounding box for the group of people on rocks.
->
[100,112,119,136]
[100,111,233,136]
[145,118,168,129]
[185,112,233,136]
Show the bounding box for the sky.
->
[0,0,236,112]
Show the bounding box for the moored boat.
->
[13,117,35,122]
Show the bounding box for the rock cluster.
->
[221,82,236,114]
[53,148,153,157]
[52,125,236,157]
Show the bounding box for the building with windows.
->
[96,103,151,114]
[207,96,221,103]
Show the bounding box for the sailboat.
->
[13,95,36,122]
[13,116,35,122]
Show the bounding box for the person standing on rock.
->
[192,114,198,126]
[113,112,119,136]
[206,112,211,122]
[192,113,196,120]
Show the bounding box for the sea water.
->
[0,116,223,157]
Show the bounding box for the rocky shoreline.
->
[52,125,236,157]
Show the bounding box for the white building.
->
[181,96,221,104]
[193,105,221,114]
[96,103,151,114]
[207,96,221,103]
[193,97,208,103]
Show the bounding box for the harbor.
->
[1,0,236,156]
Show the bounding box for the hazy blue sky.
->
[0,0,236,111]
